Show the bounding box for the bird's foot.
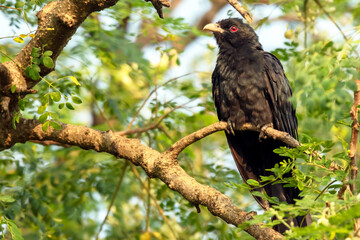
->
[226,120,236,136]
[259,123,273,141]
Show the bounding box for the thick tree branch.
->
[0,118,283,239]
[0,0,119,116]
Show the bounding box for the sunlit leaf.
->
[13,37,23,43]
[7,221,24,240]
[0,195,15,203]
[246,179,260,186]
[69,76,80,86]
[37,104,47,114]
[51,92,61,102]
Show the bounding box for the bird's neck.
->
[218,45,263,72]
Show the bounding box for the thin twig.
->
[130,164,178,239]
[303,0,308,48]
[121,102,191,136]
[313,0,347,40]
[313,0,359,57]
[95,162,129,240]
[91,92,115,130]
[126,72,196,131]
[0,6,21,10]
[226,0,252,23]
[145,177,151,232]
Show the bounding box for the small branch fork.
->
[0,118,283,240]
[2,117,339,239]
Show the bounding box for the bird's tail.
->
[225,131,311,233]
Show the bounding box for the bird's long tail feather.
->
[225,131,311,233]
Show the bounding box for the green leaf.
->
[31,51,40,58]
[18,99,25,111]
[39,112,49,123]
[247,179,260,186]
[58,103,65,109]
[37,104,47,114]
[25,65,40,81]
[51,92,61,102]
[32,64,40,72]
[15,2,25,8]
[0,195,15,203]
[12,113,19,130]
[50,121,61,130]
[297,180,304,191]
[66,102,75,110]
[69,76,81,86]
[32,58,40,65]
[31,47,41,53]
[72,96,82,104]
[43,50,53,56]
[42,121,49,132]
[7,221,24,240]
[11,84,16,93]
[42,56,54,68]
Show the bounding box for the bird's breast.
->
[213,58,272,129]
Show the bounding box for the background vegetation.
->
[0,0,359,239]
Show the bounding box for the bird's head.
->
[203,18,262,51]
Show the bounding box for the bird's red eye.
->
[230,26,238,32]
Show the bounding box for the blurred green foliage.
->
[0,0,359,239]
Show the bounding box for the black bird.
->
[204,18,311,233]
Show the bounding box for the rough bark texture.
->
[0,118,283,240]
[0,0,119,116]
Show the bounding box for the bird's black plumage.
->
[204,18,311,233]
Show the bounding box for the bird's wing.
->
[262,52,298,138]
[211,59,275,211]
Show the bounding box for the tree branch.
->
[0,0,120,117]
[349,79,360,194]
[0,117,283,239]
[145,0,170,18]
[227,0,252,23]
[166,122,302,158]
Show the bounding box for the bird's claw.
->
[259,123,273,141]
[226,120,236,136]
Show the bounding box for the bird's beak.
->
[203,23,224,33]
